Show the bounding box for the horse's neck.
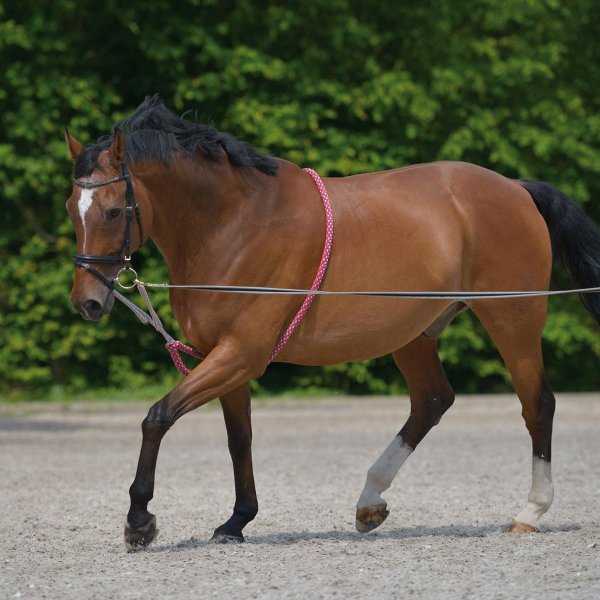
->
[139,160,284,283]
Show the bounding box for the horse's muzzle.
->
[72,292,115,321]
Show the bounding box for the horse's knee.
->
[143,397,173,436]
[142,415,170,436]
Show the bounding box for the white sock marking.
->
[357,436,413,509]
[78,187,95,252]
[515,457,554,528]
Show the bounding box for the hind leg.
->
[356,336,455,532]
[472,298,555,533]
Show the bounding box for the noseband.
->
[73,163,143,288]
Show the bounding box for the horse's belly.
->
[275,297,454,365]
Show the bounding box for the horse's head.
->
[65,130,146,320]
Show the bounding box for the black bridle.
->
[73,163,143,289]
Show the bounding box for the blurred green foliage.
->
[1,0,600,399]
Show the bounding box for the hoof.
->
[124,515,159,550]
[356,503,389,533]
[506,519,540,534]
[211,530,244,544]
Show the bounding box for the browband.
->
[74,174,129,189]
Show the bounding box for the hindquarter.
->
[451,165,552,293]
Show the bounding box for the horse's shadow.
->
[149,522,581,553]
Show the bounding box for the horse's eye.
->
[107,208,121,220]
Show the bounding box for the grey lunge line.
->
[113,286,175,344]
[110,280,600,375]
[132,280,600,301]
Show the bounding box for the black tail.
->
[520,180,600,324]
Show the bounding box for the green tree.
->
[1,0,599,398]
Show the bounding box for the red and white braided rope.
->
[165,340,205,376]
[269,168,334,361]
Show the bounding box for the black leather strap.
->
[73,254,123,265]
[76,263,115,290]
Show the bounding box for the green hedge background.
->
[1,0,600,399]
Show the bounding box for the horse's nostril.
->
[83,299,104,320]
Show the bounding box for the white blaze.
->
[78,188,95,252]
[515,457,554,529]
[357,435,413,509]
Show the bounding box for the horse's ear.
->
[108,128,126,165]
[65,128,84,161]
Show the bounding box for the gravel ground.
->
[1,393,599,599]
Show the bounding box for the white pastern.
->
[515,457,554,529]
[357,436,413,509]
[78,187,95,252]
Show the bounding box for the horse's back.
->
[328,160,551,291]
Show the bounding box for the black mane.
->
[74,95,278,178]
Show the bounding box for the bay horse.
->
[65,95,600,549]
